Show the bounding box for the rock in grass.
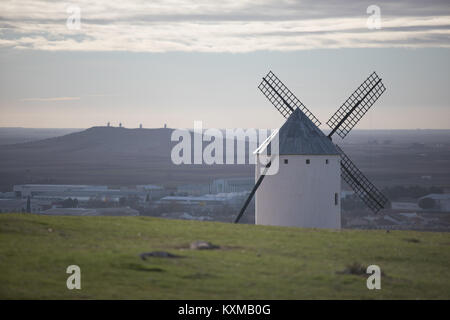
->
[139,251,181,260]
[337,262,386,277]
[337,262,366,275]
[404,238,420,243]
[190,240,220,250]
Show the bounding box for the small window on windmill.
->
[326,159,329,164]
[284,159,288,164]
[306,159,310,164]
[335,193,339,205]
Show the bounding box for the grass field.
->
[0,213,449,299]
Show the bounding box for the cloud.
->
[0,0,449,52]
[20,96,81,102]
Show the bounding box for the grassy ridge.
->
[0,213,449,299]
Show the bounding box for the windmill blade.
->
[234,163,269,223]
[235,158,274,223]
[327,72,386,139]
[336,145,388,213]
[258,71,321,126]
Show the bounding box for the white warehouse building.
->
[255,109,341,229]
[13,184,108,198]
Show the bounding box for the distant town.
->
[0,178,253,222]
[1,180,449,231]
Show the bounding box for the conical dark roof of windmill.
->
[256,108,339,155]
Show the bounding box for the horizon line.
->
[1,126,450,131]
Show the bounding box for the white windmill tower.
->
[235,71,388,229]
[255,108,342,228]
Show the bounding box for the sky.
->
[0,0,449,130]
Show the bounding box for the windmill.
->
[235,71,388,228]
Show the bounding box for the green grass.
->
[0,213,449,299]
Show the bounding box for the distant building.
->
[136,185,166,199]
[176,183,211,196]
[419,194,450,212]
[176,178,253,196]
[210,178,253,194]
[0,192,16,199]
[0,198,51,213]
[13,184,165,203]
[41,207,139,216]
[391,202,420,211]
[14,184,108,198]
[159,192,247,208]
[160,195,226,206]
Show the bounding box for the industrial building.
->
[12,184,165,203]
[419,194,450,212]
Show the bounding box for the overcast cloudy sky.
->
[0,0,449,130]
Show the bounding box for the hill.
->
[0,213,449,299]
[0,126,252,191]
[0,128,82,146]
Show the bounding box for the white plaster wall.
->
[255,154,341,229]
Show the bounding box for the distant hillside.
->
[1,214,449,299]
[0,126,252,191]
[0,128,82,146]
